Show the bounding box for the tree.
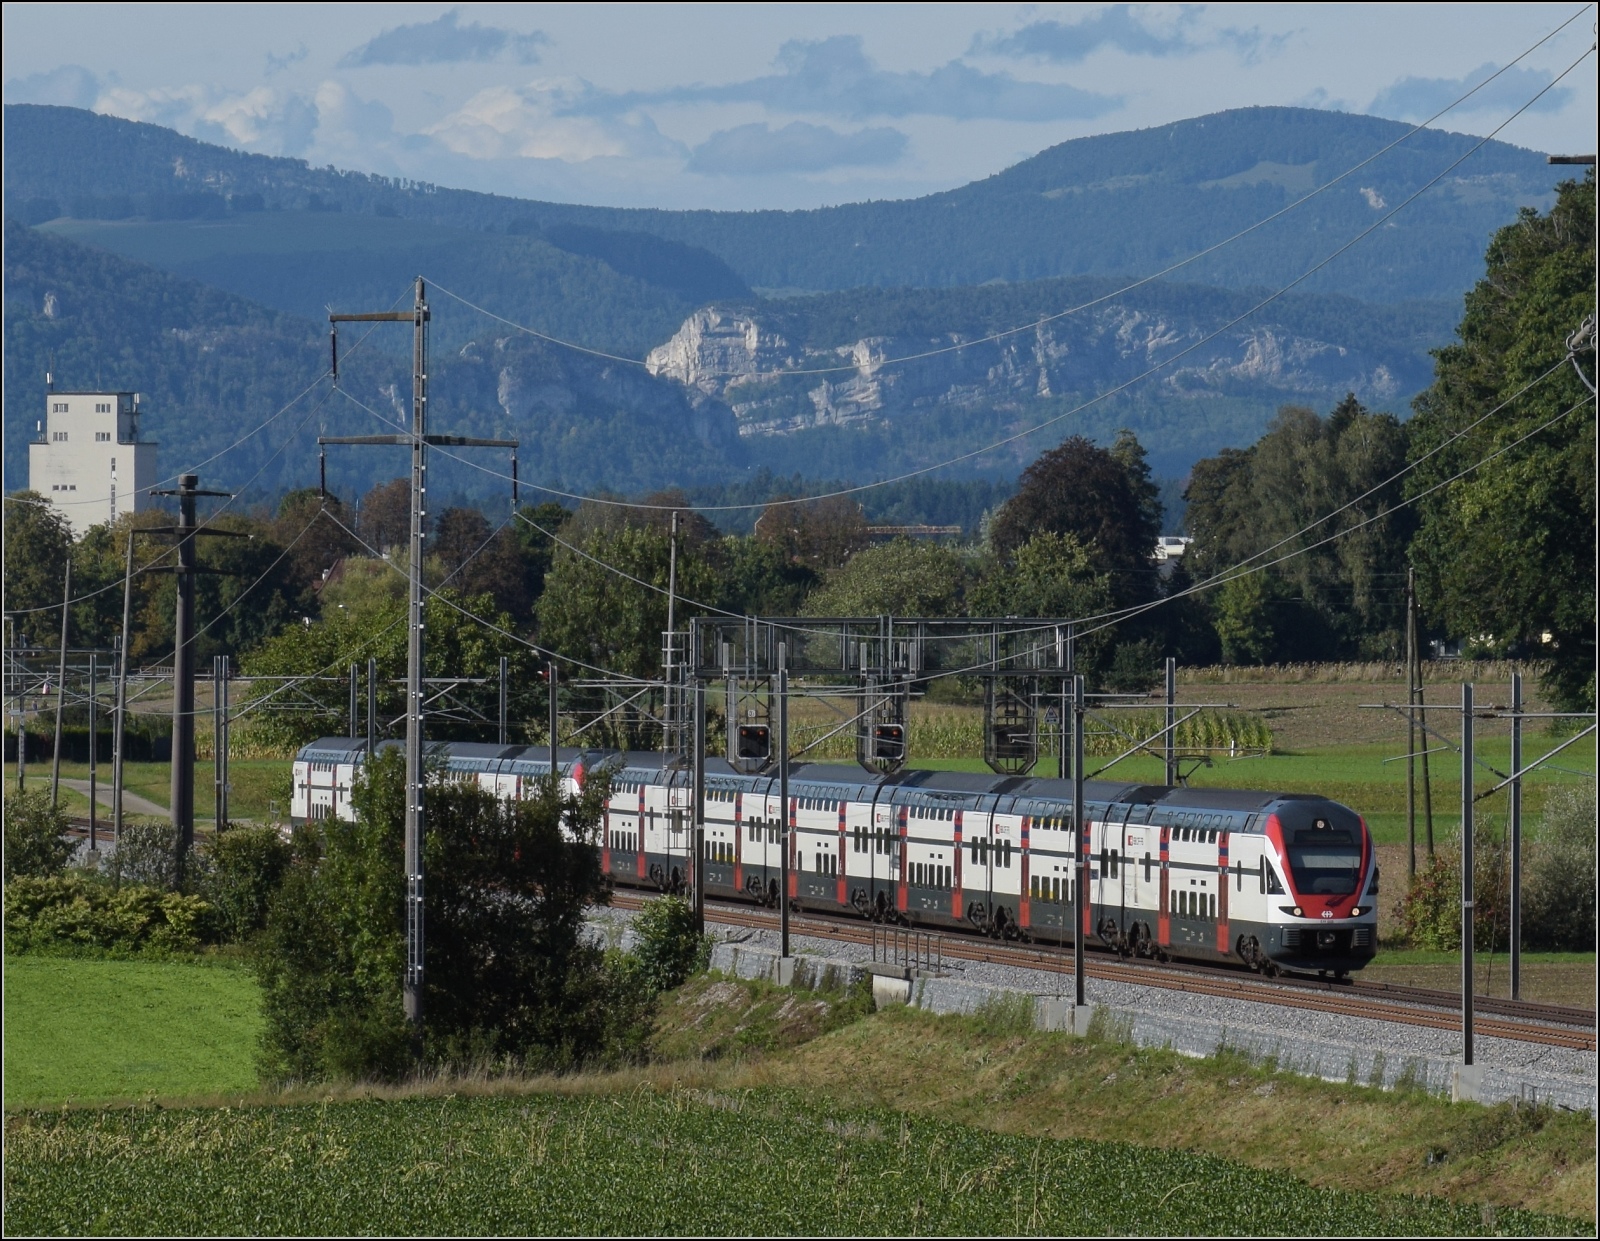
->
[969,531,1117,678]
[254,748,625,1080]
[1212,571,1276,665]
[428,506,526,620]
[717,535,817,616]
[3,787,73,880]
[804,538,968,617]
[755,495,868,572]
[987,434,1162,605]
[3,491,72,645]
[1183,396,1413,662]
[968,531,1111,620]
[240,588,540,749]
[273,488,360,604]
[1407,174,1596,708]
[358,478,411,554]
[536,520,718,683]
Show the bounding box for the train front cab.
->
[1255,798,1377,976]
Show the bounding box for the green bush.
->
[1523,786,1597,951]
[4,872,217,955]
[200,826,292,942]
[254,750,633,1084]
[3,787,74,880]
[104,820,186,891]
[1391,829,1510,951]
[630,895,711,994]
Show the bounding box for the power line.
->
[424,4,1593,383]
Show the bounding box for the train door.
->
[747,784,779,906]
[962,798,1000,933]
[989,806,1022,937]
[844,795,873,915]
[869,798,895,921]
[1124,811,1156,934]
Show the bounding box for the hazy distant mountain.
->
[4,103,1556,303]
[2,222,744,502]
[6,103,1510,507]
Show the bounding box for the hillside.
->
[2,222,745,502]
[4,103,1556,304]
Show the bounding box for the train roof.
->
[293,739,1320,814]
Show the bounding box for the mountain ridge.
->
[3,103,1558,303]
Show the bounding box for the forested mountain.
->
[4,104,1556,304]
[2,222,746,501]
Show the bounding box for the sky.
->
[3,3,1594,210]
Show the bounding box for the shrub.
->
[1523,786,1597,951]
[200,826,292,942]
[3,787,74,880]
[254,750,626,1083]
[631,895,711,994]
[4,872,217,954]
[104,820,187,891]
[1391,827,1510,951]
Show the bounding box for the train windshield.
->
[1286,829,1361,894]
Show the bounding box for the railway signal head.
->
[736,724,771,762]
[872,723,905,761]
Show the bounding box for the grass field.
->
[2,957,262,1109]
[15,759,291,826]
[4,1084,1586,1236]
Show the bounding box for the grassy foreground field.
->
[4,1085,1586,1236]
[3,961,1594,1234]
[2,957,262,1109]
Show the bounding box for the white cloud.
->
[613,34,1118,122]
[1369,62,1570,121]
[340,9,546,68]
[3,64,100,108]
[88,81,320,156]
[422,80,683,163]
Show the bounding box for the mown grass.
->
[2,956,262,1109]
[19,759,291,824]
[5,1086,1585,1236]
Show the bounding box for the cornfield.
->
[3,1087,1576,1236]
[789,706,1272,763]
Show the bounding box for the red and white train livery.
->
[292,739,1378,977]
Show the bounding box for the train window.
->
[1143,852,1152,882]
[1004,840,1013,868]
[1209,893,1216,919]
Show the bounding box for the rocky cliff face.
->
[646,302,1417,439]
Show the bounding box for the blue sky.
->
[3,3,1593,210]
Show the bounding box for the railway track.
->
[608,892,1596,1053]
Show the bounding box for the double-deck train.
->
[293,737,1378,977]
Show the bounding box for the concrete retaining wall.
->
[701,940,1594,1112]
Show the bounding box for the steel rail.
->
[606,892,1595,1052]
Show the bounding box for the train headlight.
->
[1349,906,1363,917]
[1280,904,1304,918]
